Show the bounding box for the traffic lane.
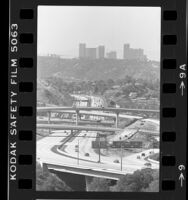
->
[37,136,149,173]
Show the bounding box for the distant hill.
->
[37,56,160,82]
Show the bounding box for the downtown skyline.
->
[38,6,161,61]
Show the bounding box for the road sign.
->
[112,141,143,148]
[92,141,107,148]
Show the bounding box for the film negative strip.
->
[8,0,187,200]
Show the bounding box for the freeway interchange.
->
[37,95,159,180]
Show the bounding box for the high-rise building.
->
[79,43,86,58]
[86,48,97,59]
[123,44,146,60]
[107,51,117,59]
[97,45,105,59]
[123,43,131,59]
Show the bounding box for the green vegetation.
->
[38,75,159,110]
[37,56,160,82]
[37,56,160,110]
[149,153,159,161]
[87,178,111,191]
[87,168,159,192]
[37,78,73,106]
[36,162,159,192]
[36,162,72,191]
[111,168,158,192]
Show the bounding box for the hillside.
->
[37,56,160,82]
[37,80,73,106]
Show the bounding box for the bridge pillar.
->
[42,163,49,175]
[76,110,79,126]
[47,111,51,134]
[115,112,119,128]
[47,111,51,123]
[85,176,93,191]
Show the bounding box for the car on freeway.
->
[144,162,152,167]
[141,153,146,157]
[113,159,120,163]
[85,153,90,157]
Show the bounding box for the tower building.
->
[79,43,86,58]
[97,45,105,59]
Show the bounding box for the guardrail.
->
[37,106,159,113]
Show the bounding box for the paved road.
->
[37,131,159,178]
[37,94,159,178]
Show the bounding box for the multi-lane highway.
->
[37,94,160,179]
[37,130,159,179]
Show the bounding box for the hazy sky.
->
[38,6,161,61]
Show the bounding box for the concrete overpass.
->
[37,124,159,136]
[53,110,142,119]
[37,134,159,183]
[44,162,122,180]
[37,124,122,134]
[37,106,159,113]
[37,106,157,128]
[37,118,114,126]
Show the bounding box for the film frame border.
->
[8,0,187,200]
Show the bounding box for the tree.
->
[87,178,111,191]
[107,79,115,88]
[36,162,72,191]
[111,168,156,192]
[142,180,159,192]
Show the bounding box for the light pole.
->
[98,135,101,163]
[120,139,123,171]
[77,138,80,165]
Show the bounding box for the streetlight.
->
[120,138,123,171]
[98,134,101,163]
[77,139,80,165]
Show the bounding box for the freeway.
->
[50,110,142,119]
[37,106,159,113]
[37,131,159,180]
[37,94,159,180]
[53,110,143,119]
[37,124,122,133]
[37,122,159,136]
[37,117,114,126]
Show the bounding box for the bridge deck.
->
[37,124,122,132]
[37,106,159,113]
